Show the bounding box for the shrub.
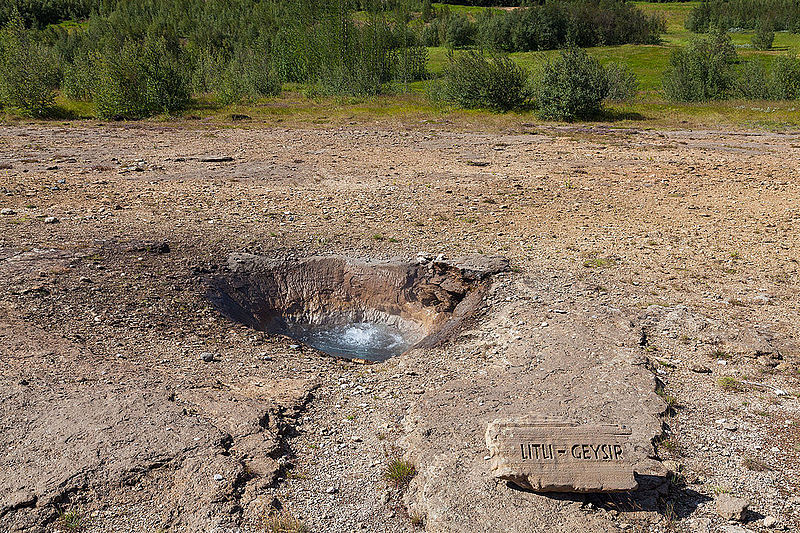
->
[532,47,609,121]
[686,0,800,33]
[421,0,434,23]
[62,50,94,101]
[605,62,638,101]
[685,0,711,32]
[314,13,398,97]
[438,51,528,111]
[734,60,771,99]
[0,12,60,116]
[394,45,428,85]
[476,9,514,52]
[751,20,774,51]
[663,29,737,102]
[445,14,476,48]
[769,54,800,100]
[212,48,281,106]
[93,36,190,119]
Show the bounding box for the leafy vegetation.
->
[1,0,429,117]
[2,1,800,124]
[664,27,800,102]
[532,47,610,119]
[663,28,737,101]
[0,11,59,116]
[424,1,665,50]
[687,0,800,33]
[58,507,85,531]
[437,51,529,111]
[751,19,775,50]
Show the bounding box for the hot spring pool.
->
[285,321,414,362]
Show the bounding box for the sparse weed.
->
[717,376,744,392]
[263,510,308,533]
[710,349,731,360]
[58,507,84,531]
[662,499,677,529]
[659,436,684,457]
[742,456,770,472]
[384,457,416,488]
[583,257,615,269]
[658,390,679,409]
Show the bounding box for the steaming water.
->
[288,321,413,362]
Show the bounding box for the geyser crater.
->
[206,253,509,361]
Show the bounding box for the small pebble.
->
[213,474,224,482]
[200,352,215,362]
[44,216,59,224]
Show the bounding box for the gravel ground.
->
[0,121,798,532]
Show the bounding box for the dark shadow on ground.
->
[506,475,712,518]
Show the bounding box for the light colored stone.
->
[715,494,749,522]
[486,417,639,492]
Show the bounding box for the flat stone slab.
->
[486,417,638,493]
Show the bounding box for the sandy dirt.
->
[1,122,799,532]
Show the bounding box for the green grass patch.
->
[384,457,416,488]
[431,3,488,17]
[717,376,744,392]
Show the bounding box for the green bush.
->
[751,20,774,51]
[421,0,434,23]
[605,63,638,101]
[532,47,609,121]
[769,54,800,100]
[438,51,528,111]
[62,50,94,101]
[212,48,281,106]
[0,12,60,116]
[687,0,800,33]
[733,60,771,99]
[663,29,737,102]
[93,37,189,119]
[445,14,476,48]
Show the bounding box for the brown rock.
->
[486,417,639,492]
[716,494,749,522]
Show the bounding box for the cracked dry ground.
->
[1,122,799,533]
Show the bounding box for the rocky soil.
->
[0,122,798,532]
